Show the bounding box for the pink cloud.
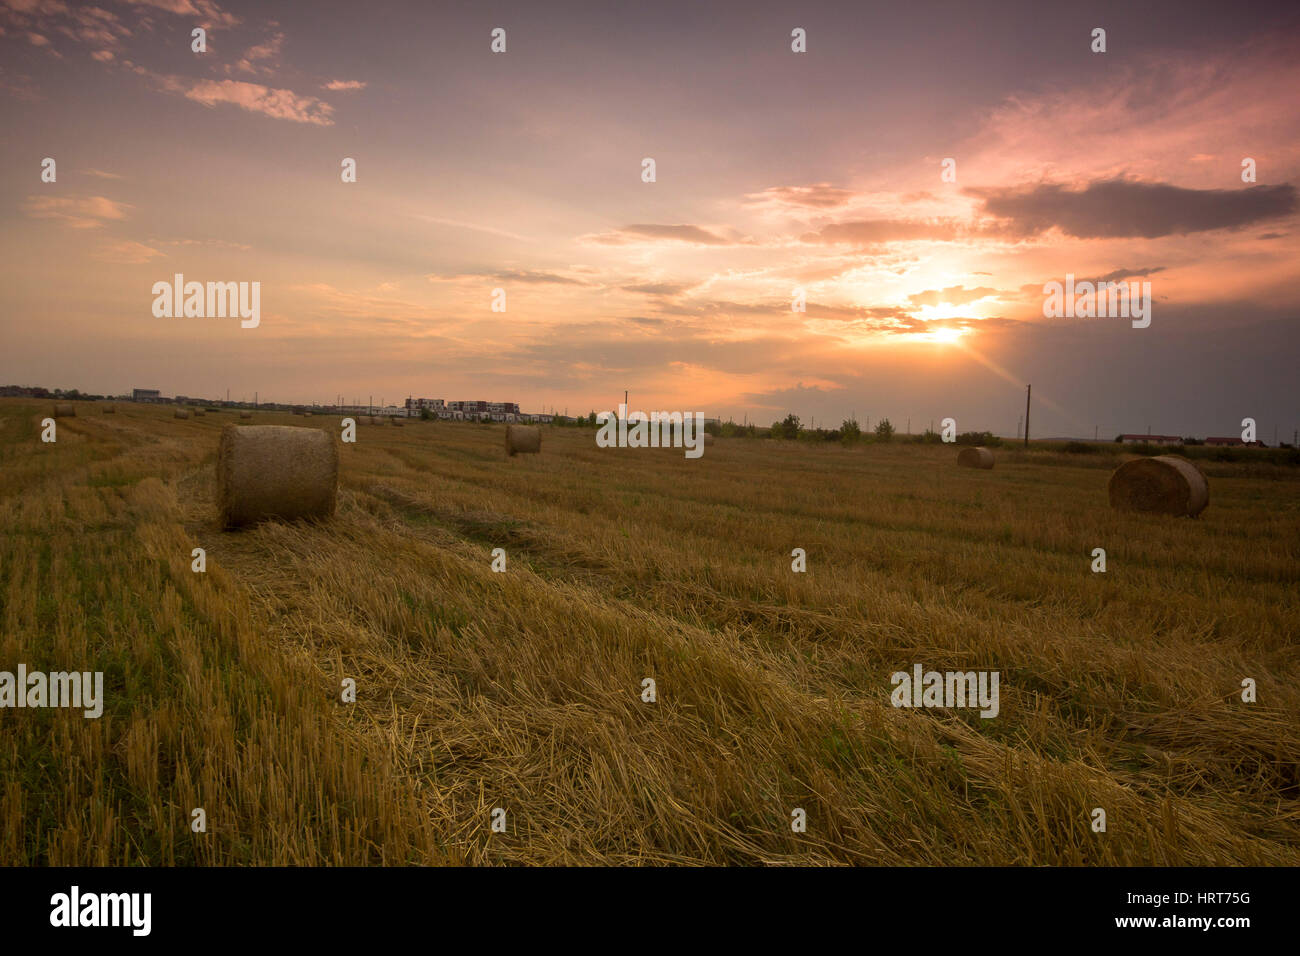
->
[92,239,164,263]
[21,194,131,228]
[176,77,334,126]
[323,79,365,91]
[115,0,238,29]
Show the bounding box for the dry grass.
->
[1,398,1297,865]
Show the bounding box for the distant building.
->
[132,388,162,402]
[406,398,444,414]
[1117,434,1181,445]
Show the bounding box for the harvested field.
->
[1,398,1297,865]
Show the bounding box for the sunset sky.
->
[2,0,1297,438]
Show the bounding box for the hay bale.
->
[101,404,115,414]
[957,446,994,469]
[303,411,312,418]
[390,419,403,427]
[239,410,253,419]
[193,408,204,417]
[506,424,541,456]
[216,424,338,529]
[53,403,75,418]
[174,409,190,420]
[703,431,715,446]
[1109,455,1208,517]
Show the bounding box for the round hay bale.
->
[101,403,115,414]
[193,408,204,417]
[957,446,994,469]
[702,431,715,446]
[302,411,312,418]
[174,409,190,419]
[506,424,541,456]
[53,403,76,418]
[1109,455,1208,517]
[390,419,403,427]
[217,424,338,529]
[239,410,253,419]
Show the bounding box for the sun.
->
[927,326,966,344]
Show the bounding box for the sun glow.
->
[927,326,966,344]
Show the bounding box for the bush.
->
[875,418,895,442]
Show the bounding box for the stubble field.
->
[1,398,1297,865]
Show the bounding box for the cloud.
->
[590,224,733,246]
[801,219,967,245]
[408,213,532,242]
[969,179,1299,239]
[92,239,164,263]
[746,183,854,209]
[175,78,334,126]
[1091,266,1166,283]
[427,268,587,286]
[91,49,112,61]
[234,32,284,74]
[907,285,1000,308]
[116,0,239,29]
[621,281,697,296]
[21,194,130,228]
[82,168,123,179]
[323,79,365,91]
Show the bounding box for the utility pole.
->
[254,390,258,408]
[1024,385,1031,447]
[1094,425,1098,441]
[906,418,910,435]
[1017,416,1022,440]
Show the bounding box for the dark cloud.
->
[968,179,1298,239]
[1092,266,1166,283]
[427,268,587,285]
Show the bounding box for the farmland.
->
[1,398,1297,865]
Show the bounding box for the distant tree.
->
[781,413,802,439]
[875,417,895,442]
[420,408,432,420]
[840,418,861,443]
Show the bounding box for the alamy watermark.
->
[50,886,150,936]
[890,664,999,718]
[1,665,103,718]
[1043,274,1150,328]
[152,273,260,328]
[596,403,706,458]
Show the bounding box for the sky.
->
[1,0,1297,438]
